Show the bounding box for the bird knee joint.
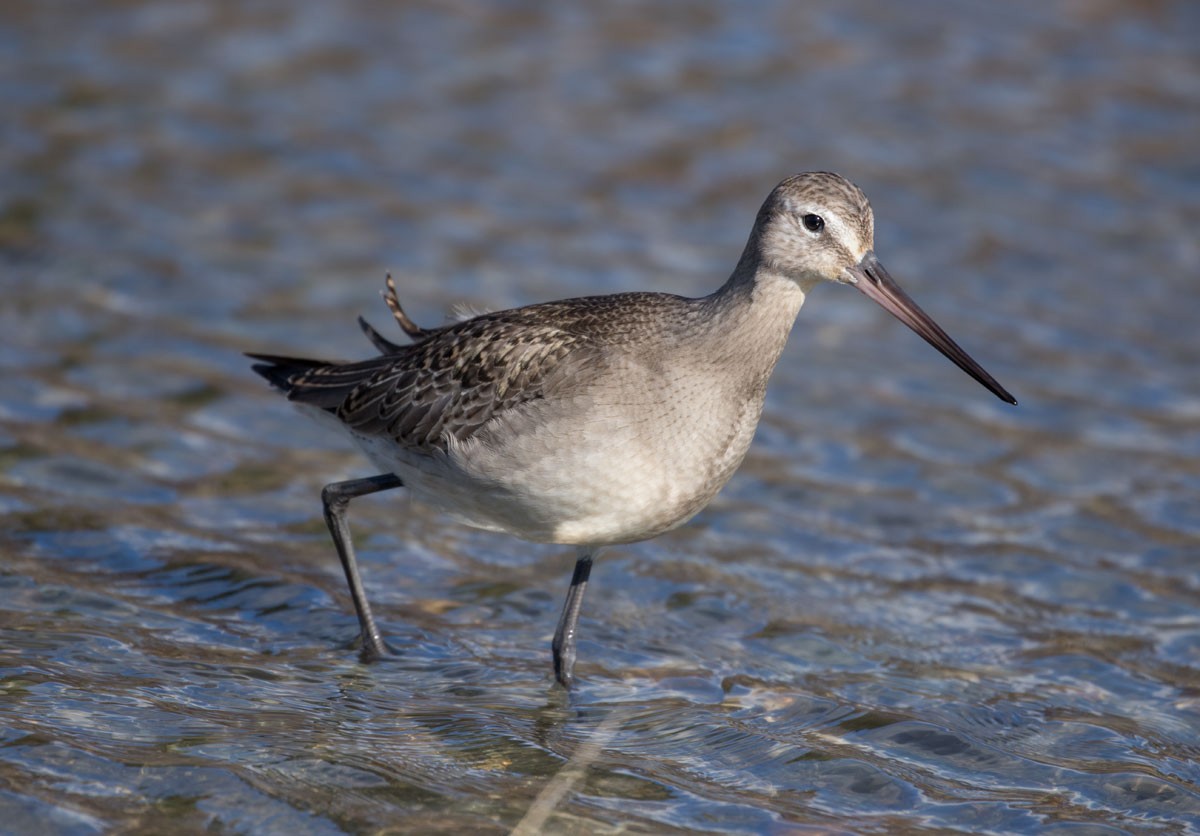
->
[321,485,347,511]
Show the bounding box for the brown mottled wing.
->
[252,291,695,449]
[271,314,598,451]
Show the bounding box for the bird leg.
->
[320,473,405,661]
[551,549,595,689]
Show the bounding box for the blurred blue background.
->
[1,2,1198,832]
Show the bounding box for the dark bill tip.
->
[849,252,1017,405]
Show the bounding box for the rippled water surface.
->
[2,1,1199,833]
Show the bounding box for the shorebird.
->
[248,172,1015,689]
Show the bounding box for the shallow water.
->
[2,1,1199,833]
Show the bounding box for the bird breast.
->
[356,349,770,547]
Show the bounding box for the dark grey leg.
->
[551,549,596,689]
[321,473,404,661]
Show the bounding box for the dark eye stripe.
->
[802,214,824,233]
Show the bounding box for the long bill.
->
[849,252,1017,405]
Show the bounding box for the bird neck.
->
[700,251,811,386]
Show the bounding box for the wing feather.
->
[250,290,696,452]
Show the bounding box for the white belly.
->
[349,369,766,546]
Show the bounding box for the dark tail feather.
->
[356,274,437,355]
[248,351,400,409]
[357,316,406,354]
[246,353,330,393]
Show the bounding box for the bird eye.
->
[802,214,824,233]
